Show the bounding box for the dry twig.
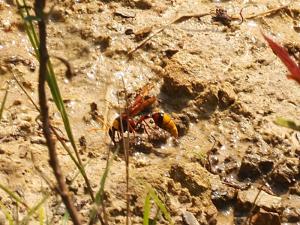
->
[34,1,81,224]
[240,3,291,20]
[128,12,211,55]
[243,160,284,225]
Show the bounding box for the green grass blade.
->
[89,148,119,224]
[143,192,151,225]
[275,117,300,131]
[149,189,173,225]
[17,0,79,160]
[21,0,39,47]
[0,183,28,209]
[61,212,69,225]
[21,194,49,225]
[17,0,84,179]
[16,0,39,56]
[39,206,45,225]
[0,200,14,225]
[0,89,8,121]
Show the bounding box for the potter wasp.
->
[108,84,178,143]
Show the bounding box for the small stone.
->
[282,206,300,223]
[0,148,5,154]
[18,145,29,158]
[169,162,210,196]
[251,208,280,225]
[18,121,32,134]
[133,139,153,154]
[114,8,136,18]
[271,158,299,187]
[217,82,237,109]
[238,153,261,179]
[281,193,300,222]
[134,26,152,41]
[237,187,281,211]
[195,88,219,118]
[30,136,46,145]
[175,114,190,137]
[49,8,66,22]
[182,211,200,225]
[210,174,237,209]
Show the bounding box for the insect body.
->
[109,84,179,143]
[108,116,137,143]
[109,84,156,143]
[144,112,178,138]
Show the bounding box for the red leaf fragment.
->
[262,32,300,85]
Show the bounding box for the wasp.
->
[108,84,156,143]
[109,84,178,143]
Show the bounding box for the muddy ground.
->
[0,0,300,224]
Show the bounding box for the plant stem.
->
[34,1,81,224]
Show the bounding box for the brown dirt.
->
[0,0,300,224]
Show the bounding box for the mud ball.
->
[238,153,262,179]
[175,114,190,137]
[133,137,153,154]
[148,129,168,147]
[270,158,299,187]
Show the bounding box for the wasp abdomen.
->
[152,112,178,138]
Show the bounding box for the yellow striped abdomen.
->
[152,112,178,138]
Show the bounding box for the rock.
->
[282,206,300,223]
[30,136,46,145]
[175,113,190,137]
[271,158,299,187]
[281,196,300,223]
[223,156,239,175]
[17,121,32,134]
[230,101,253,118]
[134,26,152,41]
[133,138,153,154]
[0,148,5,154]
[49,8,66,22]
[114,8,136,18]
[250,208,280,225]
[194,88,219,119]
[238,151,274,179]
[169,162,210,196]
[148,129,168,147]
[237,187,281,211]
[238,153,261,179]
[162,52,206,99]
[183,211,200,225]
[289,182,300,195]
[209,175,237,209]
[18,145,29,159]
[217,82,237,109]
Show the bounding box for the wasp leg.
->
[117,131,121,142]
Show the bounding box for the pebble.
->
[182,211,200,225]
[237,187,281,211]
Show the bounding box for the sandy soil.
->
[0,0,299,224]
